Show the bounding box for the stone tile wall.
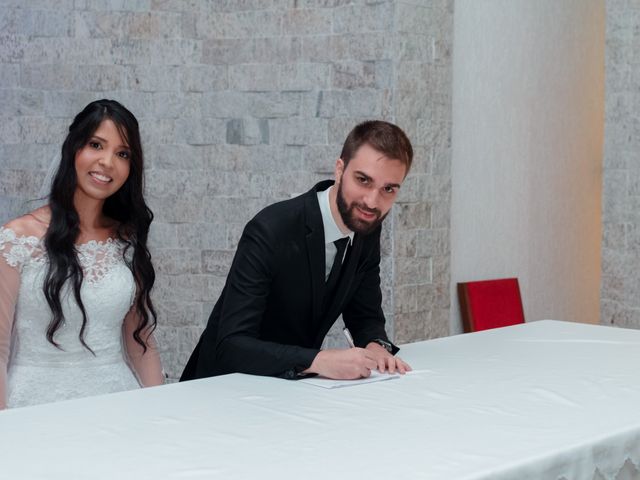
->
[601,1,640,328]
[0,0,453,379]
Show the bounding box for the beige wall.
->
[450,0,605,331]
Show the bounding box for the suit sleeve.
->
[342,229,399,354]
[211,218,319,378]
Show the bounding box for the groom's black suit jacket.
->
[180,180,397,381]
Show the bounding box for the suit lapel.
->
[304,184,330,328]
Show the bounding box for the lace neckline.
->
[0,226,129,283]
[0,226,121,249]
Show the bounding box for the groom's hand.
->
[303,348,378,379]
[365,342,412,374]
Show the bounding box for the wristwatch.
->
[371,338,393,353]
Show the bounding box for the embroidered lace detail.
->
[0,226,127,284]
[0,227,43,269]
[76,238,128,284]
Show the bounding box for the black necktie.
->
[324,238,349,307]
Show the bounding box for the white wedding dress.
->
[0,226,147,408]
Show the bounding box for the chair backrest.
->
[457,278,525,333]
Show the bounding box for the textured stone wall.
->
[391,0,452,343]
[601,1,640,328]
[0,0,453,379]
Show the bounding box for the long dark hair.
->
[44,99,156,352]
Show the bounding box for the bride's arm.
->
[0,249,20,409]
[0,216,48,409]
[122,308,165,387]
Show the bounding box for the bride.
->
[0,99,164,409]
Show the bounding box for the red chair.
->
[457,278,525,333]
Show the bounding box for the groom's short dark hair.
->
[340,120,413,173]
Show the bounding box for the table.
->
[1,320,640,479]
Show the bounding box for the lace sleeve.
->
[122,307,165,388]
[0,233,23,410]
[0,227,40,272]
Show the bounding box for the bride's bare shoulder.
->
[3,206,50,239]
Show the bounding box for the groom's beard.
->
[336,179,387,236]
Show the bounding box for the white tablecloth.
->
[1,320,640,479]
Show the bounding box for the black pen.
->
[343,327,356,348]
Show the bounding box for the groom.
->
[181,120,413,381]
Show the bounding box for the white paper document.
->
[299,370,401,389]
